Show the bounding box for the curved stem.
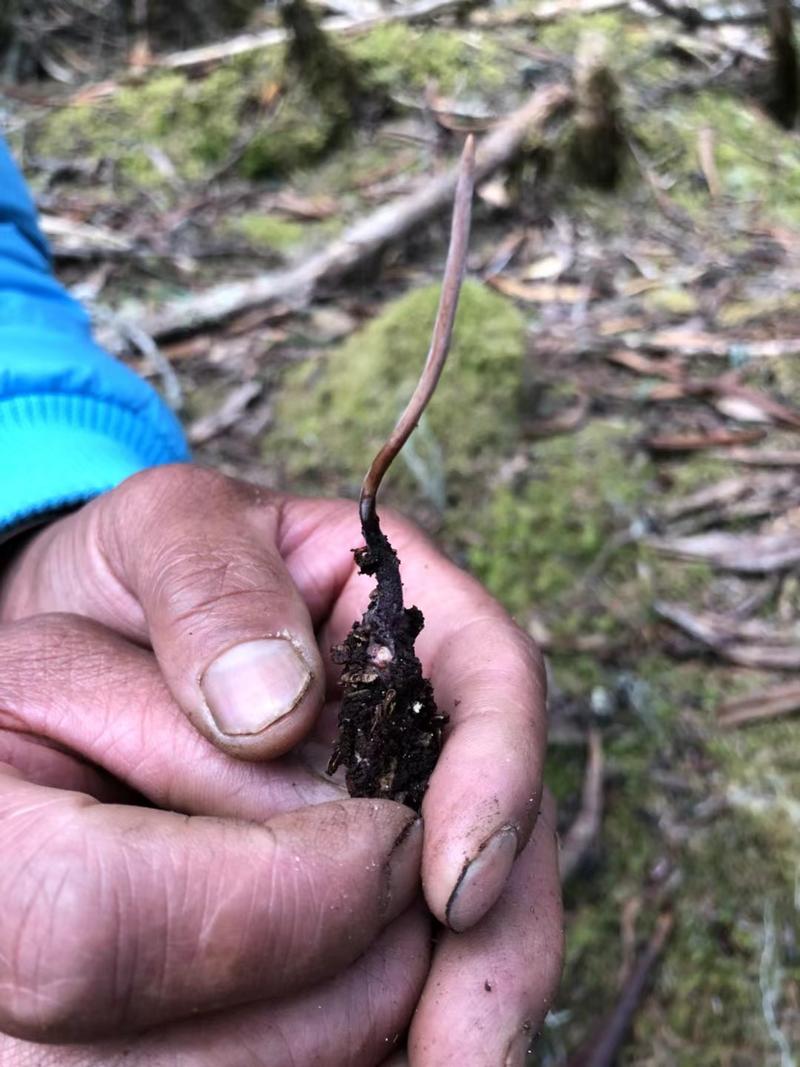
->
[359,134,476,527]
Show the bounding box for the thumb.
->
[1,465,325,760]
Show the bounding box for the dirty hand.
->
[0,464,563,1065]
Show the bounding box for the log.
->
[126,83,572,339]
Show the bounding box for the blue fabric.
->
[0,139,189,535]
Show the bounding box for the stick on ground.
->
[126,83,571,340]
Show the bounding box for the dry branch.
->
[565,911,674,1067]
[560,729,604,884]
[718,681,800,728]
[607,349,800,432]
[126,83,571,339]
[653,472,800,525]
[656,601,800,669]
[715,448,800,466]
[619,331,800,359]
[644,428,766,452]
[103,0,470,79]
[647,531,800,573]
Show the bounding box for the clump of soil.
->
[327,511,446,812]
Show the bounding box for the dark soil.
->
[327,510,446,812]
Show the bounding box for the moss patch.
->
[34,53,344,187]
[543,654,800,1065]
[469,419,652,624]
[348,23,508,97]
[231,213,306,252]
[641,92,800,228]
[266,279,526,502]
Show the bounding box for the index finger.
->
[281,499,547,929]
[423,598,546,929]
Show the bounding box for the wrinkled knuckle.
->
[0,819,124,1041]
[153,543,290,631]
[0,614,110,706]
[123,466,268,531]
[122,463,231,513]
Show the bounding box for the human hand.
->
[0,616,430,1065]
[0,465,563,1064]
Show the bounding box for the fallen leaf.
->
[488,275,591,303]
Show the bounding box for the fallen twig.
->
[656,601,800,669]
[40,214,135,260]
[635,0,770,27]
[93,307,183,411]
[652,472,800,530]
[617,331,800,360]
[187,380,264,445]
[560,729,604,884]
[644,428,766,452]
[714,448,800,467]
[718,681,800,728]
[607,350,800,432]
[647,531,800,573]
[66,0,473,94]
[474,0,627,27]
[125,83,571,339]
[565,911,674,1067]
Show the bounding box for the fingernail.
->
[446,824,518,932]
[202,638,312,736]
[504,1028,532,1067]
[382,816,424,917]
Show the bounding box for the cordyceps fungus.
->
[327,136,476,813]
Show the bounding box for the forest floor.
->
[4,2,800,1063]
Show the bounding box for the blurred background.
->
[3,0,800,1061]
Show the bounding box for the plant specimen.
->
[328,136,475,812]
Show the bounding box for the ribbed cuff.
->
[0,393,189,536]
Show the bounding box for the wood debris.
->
[560,729,604,884]
[647,531,800,572]
[129,83,572,339]
[717,681,800,729]
[565,911,674,1067]
[656,601,800,669]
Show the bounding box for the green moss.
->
[34,52,342,186]
[643,286,701,318]
[348,23,507,96]
[266,279,526,500]
[231,214,306,251]
[546,653,800,1064]
[717,292,800,329]
[641,92,800,227]
[536,10,635,54]
[469,419,652,621]
[240,84,344,179]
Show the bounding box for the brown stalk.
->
[359,134,476,527]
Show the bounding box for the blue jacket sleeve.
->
[0,139,189,538]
